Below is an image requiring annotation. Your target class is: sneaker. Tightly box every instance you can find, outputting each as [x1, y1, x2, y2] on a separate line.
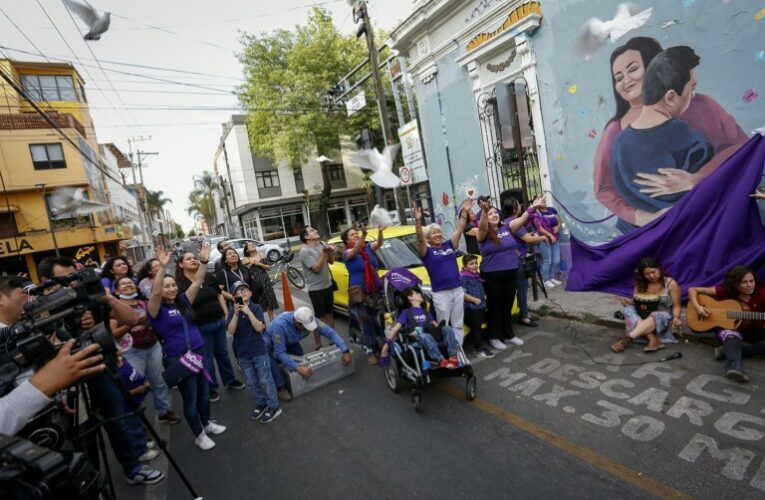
[349, 336, 361, 346]
[726, 364, 749, 383]
[194, 432, 215, 451]
[227, 380, 246, 390]
[508, 336, 524, 346]
[438, 359, 451, 369]
[146, 440, 156, 450]
[158, 411, 181, 424]
[251, 406, 267, 421]
[260, 408, 282, 424]
[544, 280, 556, 288]
[447, 356, 459, 369]
[490, 339, 507, 351]
[139, 449, 159, 462]
[277, 387, 293, 402]
[126, 464, 165, 485]
[551, 279, 563, 286]
[714, 346, 726, 361]
[209, 390, 220, 403]
[472, 348, 490, 358]
[482, 346, 495, 358]
[204, 421, 227, 435]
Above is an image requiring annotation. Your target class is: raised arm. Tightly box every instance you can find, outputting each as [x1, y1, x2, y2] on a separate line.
[510, 196, 545, 234]
[450, 199, 475, 249]
[476, 199, 491, 242]
[371, 226, 385, 252]
[343, 225, 367, 261]
[413, 205, 427, 257]
[184, 243, 210, 305]
[148, 245, 172, 318]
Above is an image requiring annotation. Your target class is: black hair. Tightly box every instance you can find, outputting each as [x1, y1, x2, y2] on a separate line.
[724, 265, 757, 298]
[634, 256, 666, 293]
[216, 240, 228, 253]
[462, 253, 479, 267]
[37, 256, 77, 281]
[243, 241, 259, 258]
[501, 197, 522, 219]
[402, 287, 422, 309]
[0, 276, 27, 296]
[607, 37, 664, 125]
[137, 258, 158, 282]
[299, 227, 309, 244]
[341, 227, 354, 246]
[221, 247, 242, 270]
[642, 46, 699, 106]
[102, 255, 135, 284]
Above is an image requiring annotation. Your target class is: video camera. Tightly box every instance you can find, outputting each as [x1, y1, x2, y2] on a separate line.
[0, 268, 116, 394]
[0, 432, 99, 499]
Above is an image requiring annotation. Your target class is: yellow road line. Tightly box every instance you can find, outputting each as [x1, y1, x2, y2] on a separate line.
[439, 383, 692, 499]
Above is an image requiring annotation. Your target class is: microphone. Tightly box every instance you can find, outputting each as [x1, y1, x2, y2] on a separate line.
[660, 352, 682, 362]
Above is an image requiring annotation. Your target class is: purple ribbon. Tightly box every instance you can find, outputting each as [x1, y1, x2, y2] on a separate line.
[180, 351, 214, 383]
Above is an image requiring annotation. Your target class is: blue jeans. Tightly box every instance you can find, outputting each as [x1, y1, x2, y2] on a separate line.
[123, 342, 171, 416]
[198, 318, 237, 390]
[538, 241, 561, 282]
[516, 266, 529, 319]
[240, 354, 279, 410]
[86, 372, 143, 475]
[173, 353, 211, 436]
[416, 325, 459, 361]
[269, 342, 304, 389]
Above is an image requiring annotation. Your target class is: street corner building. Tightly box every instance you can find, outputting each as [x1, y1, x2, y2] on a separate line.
[389, 0, 765, 263]
[0, 59, 141, 281]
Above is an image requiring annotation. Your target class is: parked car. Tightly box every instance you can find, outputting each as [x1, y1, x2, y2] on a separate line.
[207, 238, 286, 272]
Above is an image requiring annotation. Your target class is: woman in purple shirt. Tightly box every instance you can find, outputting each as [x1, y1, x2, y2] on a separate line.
[148, 243, 227, 451]
[414, 199, 473, 345]
[477, 196, 545, 351]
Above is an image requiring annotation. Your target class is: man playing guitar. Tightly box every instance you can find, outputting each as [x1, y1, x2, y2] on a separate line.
[688, 265, 765, 383]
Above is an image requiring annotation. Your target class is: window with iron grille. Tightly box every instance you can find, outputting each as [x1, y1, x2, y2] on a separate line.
[256, 171, 280, 188]
[29, 143, 66, 170]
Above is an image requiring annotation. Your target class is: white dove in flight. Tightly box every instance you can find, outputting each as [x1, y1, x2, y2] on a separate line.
[369, 204, 393, 228]
[63, 0, 111, 41]
[49, 187, 108, 220]
[578, 3, 653, 60]
[352, 145, 401, 189]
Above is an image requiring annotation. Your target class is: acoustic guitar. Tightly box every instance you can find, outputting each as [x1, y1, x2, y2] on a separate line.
[686, 294, 765, 332]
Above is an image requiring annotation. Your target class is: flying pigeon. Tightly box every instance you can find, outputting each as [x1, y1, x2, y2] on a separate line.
[369, 205, 393, 228]
[352, 145, 401, 189]
[49, 187, 109, 220]
[63, 0, 111, 41]
[577, 3, 653, 60]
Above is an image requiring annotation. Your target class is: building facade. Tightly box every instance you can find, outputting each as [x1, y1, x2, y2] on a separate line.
[0, 59, 131, 280]
[213, 115, 371, 243]
[390, 0, 764, 254]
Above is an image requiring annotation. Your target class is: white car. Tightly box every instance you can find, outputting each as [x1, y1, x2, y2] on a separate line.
[207, 238, 286, 271]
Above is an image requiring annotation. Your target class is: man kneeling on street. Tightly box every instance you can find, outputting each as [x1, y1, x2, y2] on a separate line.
[226, 281, 282, 424]
[266, 307, 352, 390]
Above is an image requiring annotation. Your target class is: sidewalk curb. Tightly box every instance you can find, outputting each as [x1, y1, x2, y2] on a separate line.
[530, 306, 720, 347]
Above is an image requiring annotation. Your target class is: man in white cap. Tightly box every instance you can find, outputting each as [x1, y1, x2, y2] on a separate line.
[265, 307, 351, 382]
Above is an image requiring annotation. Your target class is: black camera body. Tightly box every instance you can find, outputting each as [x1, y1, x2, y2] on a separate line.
[0, 268, 116, 394]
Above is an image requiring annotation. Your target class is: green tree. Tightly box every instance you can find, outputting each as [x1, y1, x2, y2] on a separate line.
[238, 7, 379, 235]
[172, 221, 185, 240]
[186, 171, 219, 231]
[187, 228, 198, 237]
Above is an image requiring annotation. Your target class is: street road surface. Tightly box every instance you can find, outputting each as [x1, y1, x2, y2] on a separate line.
[111, 283, 764, 500]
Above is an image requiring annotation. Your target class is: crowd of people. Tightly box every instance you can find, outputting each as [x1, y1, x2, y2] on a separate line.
[0, 189, 762, 493]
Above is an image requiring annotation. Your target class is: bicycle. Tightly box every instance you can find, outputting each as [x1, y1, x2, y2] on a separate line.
[268, 252, 306, 289]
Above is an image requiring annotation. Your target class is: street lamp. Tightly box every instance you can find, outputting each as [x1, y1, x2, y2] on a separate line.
[36, 183, 60, 256]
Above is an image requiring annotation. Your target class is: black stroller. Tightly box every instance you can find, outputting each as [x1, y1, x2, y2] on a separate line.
[380, 268, 477, 413]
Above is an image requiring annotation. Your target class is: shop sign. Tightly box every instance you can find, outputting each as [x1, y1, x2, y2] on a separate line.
[397, 120, 428, 183]
[0, 239, 34, 255]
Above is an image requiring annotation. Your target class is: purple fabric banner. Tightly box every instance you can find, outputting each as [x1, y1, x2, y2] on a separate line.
[567, 134, 765, 298]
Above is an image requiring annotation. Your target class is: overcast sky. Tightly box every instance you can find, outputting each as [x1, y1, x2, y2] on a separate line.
[0, 0, 415, 230]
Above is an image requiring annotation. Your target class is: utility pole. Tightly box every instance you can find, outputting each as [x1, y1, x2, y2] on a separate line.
[127, 136, 151, 255]
[351, 0, 407, 223]
[136, 150, 158, 246]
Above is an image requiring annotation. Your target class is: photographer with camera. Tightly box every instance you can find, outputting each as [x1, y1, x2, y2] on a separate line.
[0, 277, 106, 435]
[37, 257, 165, 486]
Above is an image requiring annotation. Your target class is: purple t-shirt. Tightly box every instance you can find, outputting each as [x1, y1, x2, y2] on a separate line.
[395, 306, 434, 330]
[117, 359, 148, 410]
[148, 294, 205, 358]
[536, 207, 559, 233]
[478, 219, 526, 272]
[422, 240, 461, 292]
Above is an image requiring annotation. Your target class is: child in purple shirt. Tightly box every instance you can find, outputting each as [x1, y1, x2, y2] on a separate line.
[380, 288, 460, 369]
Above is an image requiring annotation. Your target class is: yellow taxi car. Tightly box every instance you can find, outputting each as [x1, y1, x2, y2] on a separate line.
[328, 225, 428, 313]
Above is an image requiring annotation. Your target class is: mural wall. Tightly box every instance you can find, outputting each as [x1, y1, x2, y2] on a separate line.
[533, 0, 765, 242]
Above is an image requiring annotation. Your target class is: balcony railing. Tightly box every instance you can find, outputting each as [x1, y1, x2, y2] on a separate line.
[0, 112, 86, 137]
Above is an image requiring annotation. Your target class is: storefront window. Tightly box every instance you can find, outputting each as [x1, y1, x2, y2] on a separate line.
[348, 204, 368, 225]
[260, 216, 285, 241]
[328, 206, 348, 234]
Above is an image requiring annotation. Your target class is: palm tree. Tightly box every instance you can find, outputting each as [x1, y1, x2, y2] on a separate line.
[145, 189, 171, 244]
[186, 171, 219, 233]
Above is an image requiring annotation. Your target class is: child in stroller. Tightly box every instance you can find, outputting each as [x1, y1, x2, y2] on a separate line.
[380, 287, 460, 369]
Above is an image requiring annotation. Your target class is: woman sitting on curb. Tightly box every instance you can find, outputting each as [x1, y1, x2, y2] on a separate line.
[612, 257, 682, 353]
